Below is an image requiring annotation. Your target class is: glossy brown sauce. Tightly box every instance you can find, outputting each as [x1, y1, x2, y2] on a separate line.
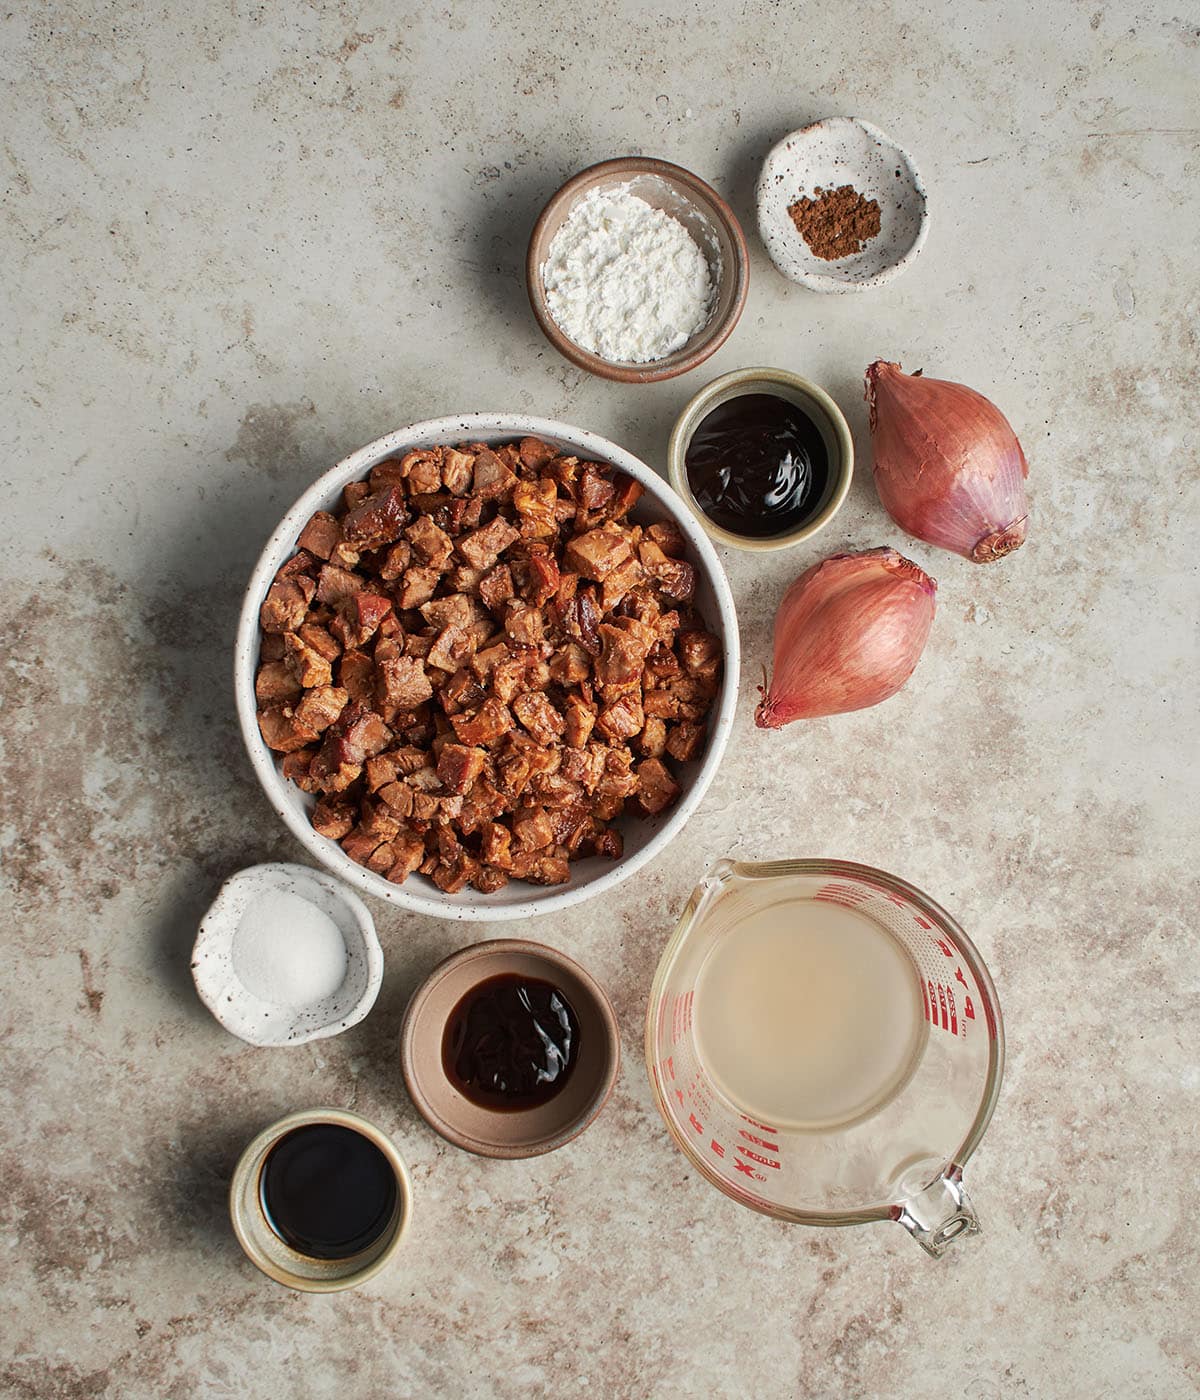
[684, 392, 830, 539]
[259, 1124, 398, 1260]
[442, 973, 579, 1110]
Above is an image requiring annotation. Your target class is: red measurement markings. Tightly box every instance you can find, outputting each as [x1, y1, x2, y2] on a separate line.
[689, 1113, 703, 1134]
[925, 978, 965, 1035]
[725, 1117, 782, 1175]
[736, 1146, 781, 1169]
[853, 875, 906, 905]
[740, 1114, 779, 1134]
[670, 990, 697, 1044]
[710, 1140, 725, 1158]
[814, 881, 869, 909]
[733, 1159, 767, 1181]
[668, 1042, 718, 1113]
[814, 893, 859, 911]
[738, 1130, 776, 1150]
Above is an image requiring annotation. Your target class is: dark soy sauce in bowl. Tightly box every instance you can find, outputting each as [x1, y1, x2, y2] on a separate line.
[684, 392, 830, 538]
[442, 973, 580, 1111]
[259, 1123, 398, 1260]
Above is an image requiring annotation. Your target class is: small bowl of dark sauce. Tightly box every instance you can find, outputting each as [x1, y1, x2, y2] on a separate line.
[229, 1108, 412, 1292]
[668, 367, 854, 550]
[400, 940, 620, 1159]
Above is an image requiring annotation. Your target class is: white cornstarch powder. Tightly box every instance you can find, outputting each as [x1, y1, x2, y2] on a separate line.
[231, 889, 347, 1007]
[542, 188, 716, 363]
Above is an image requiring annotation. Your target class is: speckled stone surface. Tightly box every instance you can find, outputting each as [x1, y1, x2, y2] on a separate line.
[3, 2, 1198, 1397]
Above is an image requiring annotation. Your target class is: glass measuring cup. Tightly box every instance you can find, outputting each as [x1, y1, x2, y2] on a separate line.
[644, 859, 1003, 1256]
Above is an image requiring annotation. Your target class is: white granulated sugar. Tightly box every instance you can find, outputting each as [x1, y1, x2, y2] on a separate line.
[231, 889, 347, 1008]
[542, 188, 716, 364]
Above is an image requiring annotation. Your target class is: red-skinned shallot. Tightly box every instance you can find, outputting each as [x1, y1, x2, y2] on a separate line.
[866, 360, 1029, 563]
[755, 548, 937, 727]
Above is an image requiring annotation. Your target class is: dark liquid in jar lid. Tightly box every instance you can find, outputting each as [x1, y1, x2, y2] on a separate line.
[442, 973, 580, 1111]
[259, 1123, 398, 1260]
[684, 392, 831, 539]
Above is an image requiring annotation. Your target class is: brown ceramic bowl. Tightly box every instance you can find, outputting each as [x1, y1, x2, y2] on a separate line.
[400, 940, 620, 1158]
[526, 157, 749, 384]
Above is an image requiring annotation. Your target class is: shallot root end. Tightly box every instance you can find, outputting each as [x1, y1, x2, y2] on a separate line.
[754, 696, 787, 729]
[755, 663, 780, 727]
[971, 515, 1028, 563]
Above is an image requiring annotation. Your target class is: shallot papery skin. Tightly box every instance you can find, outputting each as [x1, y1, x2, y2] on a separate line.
[755, 548, 937, 727]
[866, 360, 1029, 563]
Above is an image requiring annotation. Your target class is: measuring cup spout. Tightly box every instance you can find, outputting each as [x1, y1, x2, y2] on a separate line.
[701, 858, 738, 888]
[684, 859, 739, 920]
[892, 1166, 980, 1258]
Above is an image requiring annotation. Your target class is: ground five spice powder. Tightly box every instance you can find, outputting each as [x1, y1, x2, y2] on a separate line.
[787, 184, 882, 261]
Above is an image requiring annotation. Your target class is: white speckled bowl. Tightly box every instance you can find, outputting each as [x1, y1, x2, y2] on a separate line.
[234, 415, 740, 923]
[756, 117, 928, 292]
[191, 862, 383, 1046]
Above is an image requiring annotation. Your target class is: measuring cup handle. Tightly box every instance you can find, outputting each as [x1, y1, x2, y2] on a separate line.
[892, 1166, 980, 1258]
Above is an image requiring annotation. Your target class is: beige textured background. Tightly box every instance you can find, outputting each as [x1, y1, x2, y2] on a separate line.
[3, 1, 1198, 1396]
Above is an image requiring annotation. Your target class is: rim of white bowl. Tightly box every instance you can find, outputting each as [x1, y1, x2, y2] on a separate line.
[234, 414, 741, 922]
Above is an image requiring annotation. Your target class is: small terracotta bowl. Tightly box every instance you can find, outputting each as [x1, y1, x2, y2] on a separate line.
[400, 940, 620, 1158]
[667, 366, 854, 551]
[526, 157, 749, 384]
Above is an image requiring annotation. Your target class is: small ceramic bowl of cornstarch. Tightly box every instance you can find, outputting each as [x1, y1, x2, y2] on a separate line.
[527, 157, 749, 384]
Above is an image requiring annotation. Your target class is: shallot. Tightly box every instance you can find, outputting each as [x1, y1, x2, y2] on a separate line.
[866, 360, 1029, 563]
[755, 548, 937, 727]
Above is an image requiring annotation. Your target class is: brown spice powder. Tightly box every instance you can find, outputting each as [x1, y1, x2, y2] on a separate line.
[787, 184, 882, 261]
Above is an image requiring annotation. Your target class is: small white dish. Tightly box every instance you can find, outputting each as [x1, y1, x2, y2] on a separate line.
[191, 862, 382, 1047]
[756, 117, 928, 292]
